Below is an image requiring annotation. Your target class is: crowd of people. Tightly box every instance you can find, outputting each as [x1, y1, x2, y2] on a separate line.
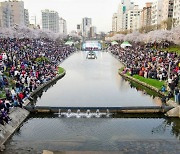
[108, 42, 180, 104]
[0, 38, 76, 125]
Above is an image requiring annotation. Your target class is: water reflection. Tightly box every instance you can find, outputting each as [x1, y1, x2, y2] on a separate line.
[31, 51, 161, 107]
[25, 114, 180, 140]
[152, 118, 180, 140]
[4, 116, 180, 153]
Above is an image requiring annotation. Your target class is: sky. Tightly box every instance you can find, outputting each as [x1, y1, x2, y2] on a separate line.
[1, 0, 154, 33]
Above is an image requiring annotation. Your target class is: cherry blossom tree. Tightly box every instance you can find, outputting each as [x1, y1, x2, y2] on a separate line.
[171, 26, 180, 45]
[107, 27, 180, 45]
[0, 25, 65, 40]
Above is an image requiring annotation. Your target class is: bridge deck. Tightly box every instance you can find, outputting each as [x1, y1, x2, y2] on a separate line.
[25, 106, 173, 114]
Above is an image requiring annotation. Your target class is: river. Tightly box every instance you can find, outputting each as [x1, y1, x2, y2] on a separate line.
[3, 51, 180, 154]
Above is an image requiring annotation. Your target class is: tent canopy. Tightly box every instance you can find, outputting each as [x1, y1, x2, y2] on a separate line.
[111, 41, 118, 45]
[65, 41, 74, 46]
[121, 41, 132, 48]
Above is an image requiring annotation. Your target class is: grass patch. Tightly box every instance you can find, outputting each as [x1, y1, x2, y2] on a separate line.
[119, 67, 125, 72]
[119, 67, 167, 91]
[159, 45, 180, 55]
[0, 91, 6, 99]
[132, 75, 165, 90]
[58, 67, 65, 74]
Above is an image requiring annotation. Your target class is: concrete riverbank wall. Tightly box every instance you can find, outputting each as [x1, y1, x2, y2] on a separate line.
[23, 71, 66, 106]
[0, 108, 30, 151]
[110, 52, 179, 118]
[119, 71, 166, 97]
[0, 71, 66, 151]
[119, 71, 180, 118]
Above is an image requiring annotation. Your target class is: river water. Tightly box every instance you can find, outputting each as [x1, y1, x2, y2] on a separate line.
[3, 51, 180, 153]
[34, 51, 161, 107]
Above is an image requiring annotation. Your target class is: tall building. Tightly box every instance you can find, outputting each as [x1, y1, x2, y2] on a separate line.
[24, 9, 29, 27]
[90, 26, 97, 38]
[151, 0, 163, 26]
[82, 17, 92, 37]
[8, 0, 25, 26]
[0, 0, 29, 28]
[42, 9, 59, 33]
[112, 13, 117, 32]
[161, 0, 174, 29]
[140, 2, 152, 29]
[173, 0, 180, 27]
[162, 0, 174, 21]
[0, 2, 12, 28]
[116, 0, 134, 32]
[59, 17, 67, 36]
[77, 24, 82, 36]
[127, 5, 141, 31]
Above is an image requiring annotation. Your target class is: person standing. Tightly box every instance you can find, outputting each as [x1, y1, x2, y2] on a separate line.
[178, 90, 180, 104]
[174, 87, 179, 103]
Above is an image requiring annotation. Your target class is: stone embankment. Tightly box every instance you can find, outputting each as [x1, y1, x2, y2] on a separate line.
[119, 71, 180, 118]
[119, 71, 166, 97]
[166, 100, 180, 118]
[0, 108, 29, 151]
[0, 70, 66, 151]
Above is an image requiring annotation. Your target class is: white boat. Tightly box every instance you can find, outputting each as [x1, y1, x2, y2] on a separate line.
[86, 51, 97, 59]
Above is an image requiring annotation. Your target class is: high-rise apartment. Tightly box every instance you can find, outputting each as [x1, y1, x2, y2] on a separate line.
[59, 17, 67, 36]
[0, 2, 12, 28]
[112, 13, 118, 32]
[90, 26, 97, 38]
[173, 0, 180, 27]
[140, 2, 152, 29]
[127, 5, 141, 31]
[77, 24, 82, 36]
[42, 9, 59, 33]
[116, 0, 134, 32]
[161, 0, 174, 29]
[24, 9, 29, 27]
[151, 0, 163, 26]
[82, 17, 92, 37]
[8, 0, 25, 26]
[0, 0, 28, 28]
[162, 0, 174, 21]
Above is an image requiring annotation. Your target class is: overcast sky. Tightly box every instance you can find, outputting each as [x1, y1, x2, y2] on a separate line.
[1, 0, 154, 33]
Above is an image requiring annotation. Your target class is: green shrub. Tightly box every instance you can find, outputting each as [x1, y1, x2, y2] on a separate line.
[35, 57, 49, 63]
[58, 67, 65, 74]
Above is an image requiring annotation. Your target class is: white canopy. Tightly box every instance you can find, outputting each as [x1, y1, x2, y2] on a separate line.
[120, 41, 132, 48]
[65, 41, 74, 46]
[111, 41, 118, 45]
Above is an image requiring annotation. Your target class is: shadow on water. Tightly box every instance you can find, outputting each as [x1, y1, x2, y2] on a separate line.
[127, 79, 162, 98]
[30, 79, 59, 105]
[30, 75, 162, 107]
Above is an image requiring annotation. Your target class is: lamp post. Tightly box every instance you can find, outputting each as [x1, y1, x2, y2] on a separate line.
[168, 62, 171, 80]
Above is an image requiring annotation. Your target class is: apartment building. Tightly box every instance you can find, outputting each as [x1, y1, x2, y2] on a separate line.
[127, 5, 141, 31]
[173, 0, 180, 26]
[151, 0, 163, 26]
[140, 2, 152, 28]
[42, 9, 59, 33]
[112, 13, 118, 32]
